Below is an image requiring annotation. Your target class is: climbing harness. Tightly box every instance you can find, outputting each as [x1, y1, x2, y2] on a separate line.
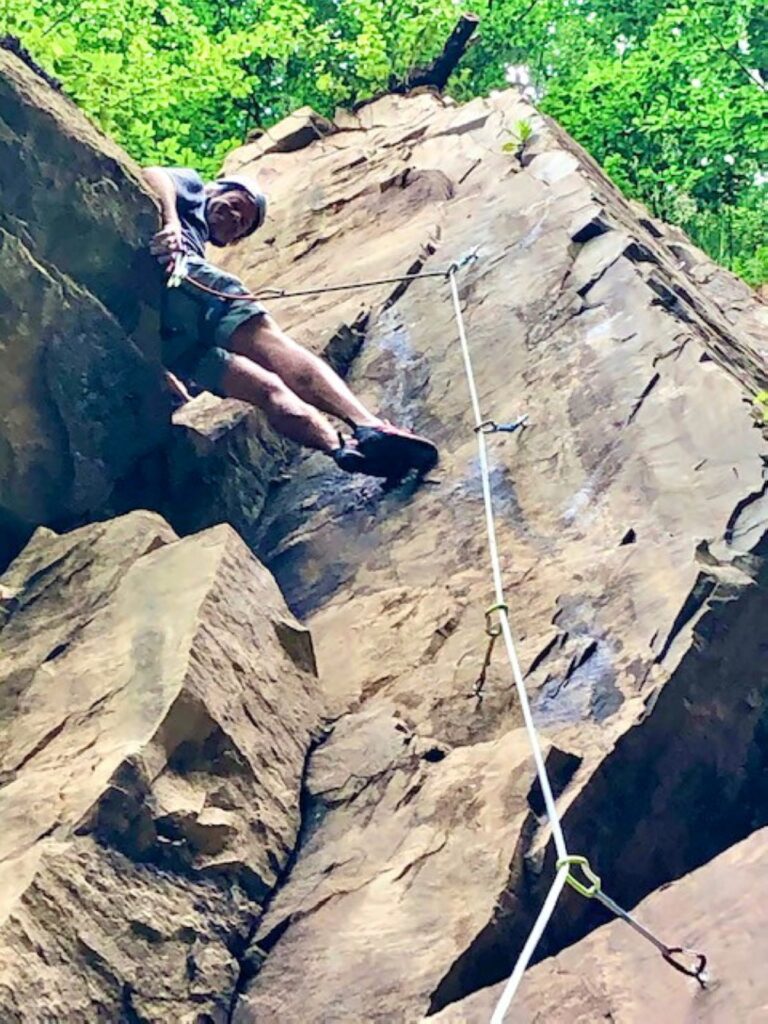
[165, 246, 709, 1016]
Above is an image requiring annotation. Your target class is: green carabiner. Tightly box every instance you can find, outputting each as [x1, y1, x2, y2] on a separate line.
[484, 602, 509, 637]
[556, 854, 602, 899]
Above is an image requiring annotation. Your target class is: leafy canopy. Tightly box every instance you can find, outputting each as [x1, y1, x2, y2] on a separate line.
[2, 0, 766, 281]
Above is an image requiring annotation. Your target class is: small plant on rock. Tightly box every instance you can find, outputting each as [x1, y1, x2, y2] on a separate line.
[502, 118, 534, 158]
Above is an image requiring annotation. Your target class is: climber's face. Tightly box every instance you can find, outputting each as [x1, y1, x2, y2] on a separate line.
[206, 189, 259, 247]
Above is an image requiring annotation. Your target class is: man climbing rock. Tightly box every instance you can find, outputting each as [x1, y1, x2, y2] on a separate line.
[144, 166, 438, 480]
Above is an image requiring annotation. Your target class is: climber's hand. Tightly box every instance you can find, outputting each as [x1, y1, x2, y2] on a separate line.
[150, 219, 183, 262]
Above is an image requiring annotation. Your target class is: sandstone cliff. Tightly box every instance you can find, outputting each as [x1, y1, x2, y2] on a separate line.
[214, 91, 768, 1024]
[0, 47, 167, 565]
[1, 47, 768, 1024]
[0, 512, 321, 1020]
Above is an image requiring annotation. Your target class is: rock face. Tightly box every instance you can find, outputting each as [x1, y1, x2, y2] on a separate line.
[160, 394, 290, 546]
[433, 826, 768, 1023]
[0, 511, 321, 1022]
[0, 48, 167, 561]
[207, 91, 767, 1021]
[1, 62, 768, 1024]
[632, 206, 768, 358]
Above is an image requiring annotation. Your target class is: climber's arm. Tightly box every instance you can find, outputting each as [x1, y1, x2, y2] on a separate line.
[144, 167, 183, 257]
[144, 166, 179, 225]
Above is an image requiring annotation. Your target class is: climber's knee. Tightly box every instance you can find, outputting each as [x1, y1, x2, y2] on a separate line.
[218, 352, 290, 408]
[243, 312, 282, 342]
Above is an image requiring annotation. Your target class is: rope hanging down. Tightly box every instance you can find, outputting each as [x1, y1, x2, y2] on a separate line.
[167, 250, 708, 1014]
[447, 262, 707, 1020]
[448, 263, 572, 1019]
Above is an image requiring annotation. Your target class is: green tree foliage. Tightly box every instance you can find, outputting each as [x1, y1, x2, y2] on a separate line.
[2, 0, 766, 281]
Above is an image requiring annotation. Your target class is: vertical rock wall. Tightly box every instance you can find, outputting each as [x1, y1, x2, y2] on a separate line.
[207, 92, 767, 1022]
[0, 49, 166, 558]
[0, 513, 321, 1021]
[1, 53, 767, 1024]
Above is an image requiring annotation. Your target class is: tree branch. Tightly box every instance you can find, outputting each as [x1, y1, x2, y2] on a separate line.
[694, 14, 768, 93]
[394, 13, 480, 93]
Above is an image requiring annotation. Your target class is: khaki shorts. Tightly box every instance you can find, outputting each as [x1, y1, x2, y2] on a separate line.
[160, 256, 267, 395]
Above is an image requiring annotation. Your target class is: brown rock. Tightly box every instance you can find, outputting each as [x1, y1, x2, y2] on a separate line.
[0, 48, 161, 345]
[627, 204, 768, 359]
[432, 826, 768, 1023]
[236, 726, 571, 1024]
[0, 512, 321, 1021]
[0, 228, 164, 532]
[0, 50, 167, 557]
[201, 90, 768, 1022]
[229, 106, 336, 170]
[5, 66, 768, 1023]
[163, 393, 289, 543]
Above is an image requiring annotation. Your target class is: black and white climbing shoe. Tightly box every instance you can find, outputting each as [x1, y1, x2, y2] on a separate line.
[351, 422, 439, 481]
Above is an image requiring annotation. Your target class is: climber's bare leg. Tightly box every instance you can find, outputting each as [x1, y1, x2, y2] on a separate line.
[219, 353, 339, 453]
[224, 314, 438, 478]
[228, 314, 382, 428]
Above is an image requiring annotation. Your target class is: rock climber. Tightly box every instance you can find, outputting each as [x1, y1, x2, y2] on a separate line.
[144, 166, 438, 480]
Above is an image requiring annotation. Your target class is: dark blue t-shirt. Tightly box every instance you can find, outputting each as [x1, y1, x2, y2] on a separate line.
[166, 168, 209, 256]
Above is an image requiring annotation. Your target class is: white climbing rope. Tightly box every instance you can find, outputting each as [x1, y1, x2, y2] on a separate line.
[447, 265, 708, 1016]
[489, 867, 570, 1024]
[447, 268, 571, 1019]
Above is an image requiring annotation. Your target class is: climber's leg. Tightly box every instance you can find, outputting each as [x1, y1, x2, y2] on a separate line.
[226, 315, 439, 479]
[227, 314, 382, 428]
[219, 353, 340, 452]
[172, 260, 374, 428]
[210, 299, 439, 480]
[218, 354, 371, 474]
[214, 353, 375, 474]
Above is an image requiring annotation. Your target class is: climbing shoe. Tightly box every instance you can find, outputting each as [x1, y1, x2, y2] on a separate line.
[330, 438, 370, 475]
[351, 423, 439, 480]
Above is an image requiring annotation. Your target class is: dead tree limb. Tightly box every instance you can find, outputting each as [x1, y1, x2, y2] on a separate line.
[392, 13, 480, 94]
